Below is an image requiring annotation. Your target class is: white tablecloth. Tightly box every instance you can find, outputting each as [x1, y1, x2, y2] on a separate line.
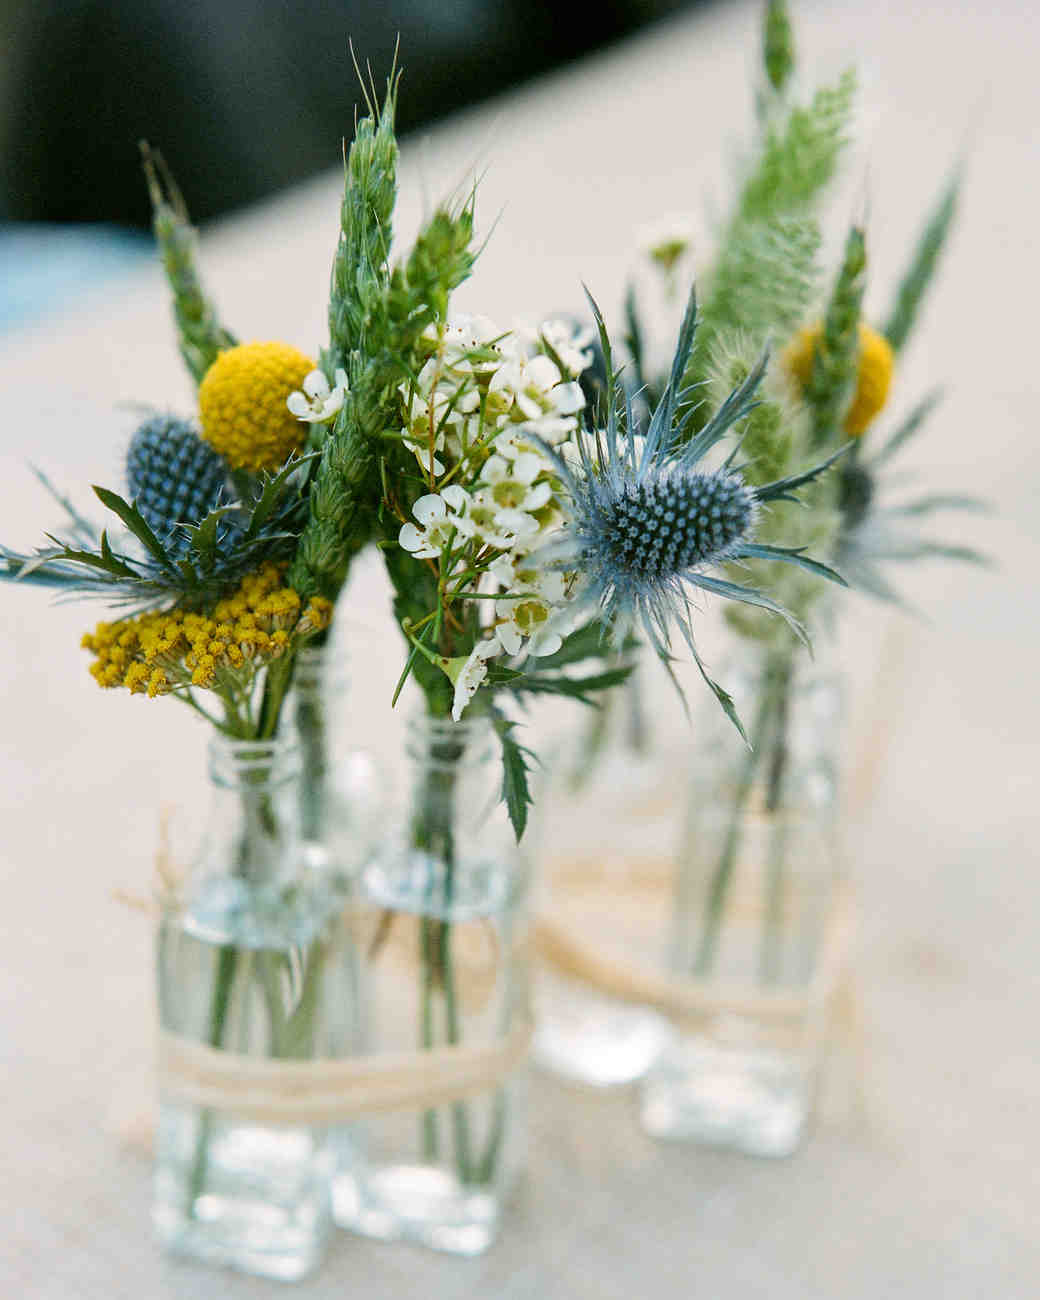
[2, 0, 1037, 1295]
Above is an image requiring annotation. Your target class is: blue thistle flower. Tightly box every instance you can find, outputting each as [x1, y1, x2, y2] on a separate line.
[540, 285, 847, 736]
[126, 415, 229, 552]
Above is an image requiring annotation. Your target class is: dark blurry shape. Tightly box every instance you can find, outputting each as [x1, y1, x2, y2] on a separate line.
[1, 0, 698, 228]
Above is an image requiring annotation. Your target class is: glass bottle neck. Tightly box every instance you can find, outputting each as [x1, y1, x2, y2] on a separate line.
[292, 643, 349, 703]
[405, 713, 495, 770]
[199, 734, 303, 890]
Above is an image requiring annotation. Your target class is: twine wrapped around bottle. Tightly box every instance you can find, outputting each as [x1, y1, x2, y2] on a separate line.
[534, 875, 855, 1051]
[125, 821, 532, 1133]
[532, 619, 909, 1072]
[159, 1016, 533, 1127]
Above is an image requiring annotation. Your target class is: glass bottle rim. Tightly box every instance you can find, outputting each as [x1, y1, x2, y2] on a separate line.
[404, 710, 495, 765]
[206, 732, 302, 788]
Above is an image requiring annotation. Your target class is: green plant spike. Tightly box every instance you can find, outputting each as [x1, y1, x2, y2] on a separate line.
[289, 201, 478, 603]
[739, 67, 856, 224]
[805, 224, 867, 446]
[324, 71, 400, 377]
[763, 0, 795, 94]
[139, 143, 236, 386]
[882, 169, 961, 353]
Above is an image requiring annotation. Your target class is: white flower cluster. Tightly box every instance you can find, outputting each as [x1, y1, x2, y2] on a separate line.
[396, 314, 592, 720]
[399, 315, 585, 478]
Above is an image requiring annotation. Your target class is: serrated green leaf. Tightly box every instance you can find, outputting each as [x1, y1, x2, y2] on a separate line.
[490, 711, 534, 842]
[93, 486, 176, 571]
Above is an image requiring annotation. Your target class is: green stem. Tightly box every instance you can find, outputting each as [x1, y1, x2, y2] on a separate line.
[186, 943, 238, 1211]
[295, 687, 327, 846]
[691, 662, 780, 978]
[759, 659, 793, 983]
[183, 720, 295, 1214]
[413, 724, 474, 1184]
[420, 917, 441, 1161]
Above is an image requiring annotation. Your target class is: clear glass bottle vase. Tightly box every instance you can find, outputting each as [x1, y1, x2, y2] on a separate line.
[153, 733, 357, 1280]
[533, 663, 675, 1085]
[332, 713, 530, 1256]
[639, 646, 844, 1156]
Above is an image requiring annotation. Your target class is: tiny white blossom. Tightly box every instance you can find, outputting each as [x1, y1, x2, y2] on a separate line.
[450, 639, 500, 722]
[492, 592, 564, 658]
[404, 437, 446, 478]
[467, 497, 541, 550]
[483, 453, 552, 515]
[488, 553, 570, 658]
[537, 318, 595, 378]
[490, 553, 567, 605]
[398, 486, 474, 559]
[287, 368, 349, 423]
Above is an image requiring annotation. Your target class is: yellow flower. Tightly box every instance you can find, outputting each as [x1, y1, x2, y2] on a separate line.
[198, 341, 314, 470]
[123, 662, 150, 694]
[81, 562, 332, 701]
[786, 321, 895, 436]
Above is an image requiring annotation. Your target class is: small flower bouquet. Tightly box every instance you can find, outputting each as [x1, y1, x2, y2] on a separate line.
[3, 44, 852, 1272]
[536, 0, 987, 1152]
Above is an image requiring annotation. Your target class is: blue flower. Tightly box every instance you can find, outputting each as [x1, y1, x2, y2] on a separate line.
[537, 286, 847, 736]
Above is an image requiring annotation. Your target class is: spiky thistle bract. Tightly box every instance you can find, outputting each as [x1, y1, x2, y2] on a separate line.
[0, 452, 314, 612]
[834, 390, 989, 605]
[538, 284, 847, 738]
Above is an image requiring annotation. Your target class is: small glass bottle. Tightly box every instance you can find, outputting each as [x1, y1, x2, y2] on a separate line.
[332, 713, 530, 1256]
[533, 665, 673, 1085]
[639, 647, 844, 1156]
[153, 733, 356, 1280]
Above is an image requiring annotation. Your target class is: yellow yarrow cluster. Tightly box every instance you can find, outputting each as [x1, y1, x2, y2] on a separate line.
[786, 321, 895, 436]
[198, 341, 314, 470]
[81, 563, 332, 698]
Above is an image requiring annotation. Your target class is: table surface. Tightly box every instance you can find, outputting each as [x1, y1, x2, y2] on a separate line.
[2, 1, 1038, 1296]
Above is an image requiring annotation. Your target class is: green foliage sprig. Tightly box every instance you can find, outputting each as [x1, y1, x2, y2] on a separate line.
[288, 202, 477, 602]
[883, 170, 960, 353]
[763, 0, 795, 95]
[140, 143, 236, 386]
[323, 73, 400, 378]
[682, 64, 856, 408]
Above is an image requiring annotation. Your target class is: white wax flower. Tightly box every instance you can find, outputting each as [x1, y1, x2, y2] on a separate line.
[287, 368, 349, 423]
[398, 486, 474, 559]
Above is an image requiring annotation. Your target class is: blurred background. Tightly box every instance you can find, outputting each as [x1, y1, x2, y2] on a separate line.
[0, 0, 698, 330]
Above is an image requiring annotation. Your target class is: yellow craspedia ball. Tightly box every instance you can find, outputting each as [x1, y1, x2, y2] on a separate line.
[198, 341, 314, 470]
[786, 321, 895, 437]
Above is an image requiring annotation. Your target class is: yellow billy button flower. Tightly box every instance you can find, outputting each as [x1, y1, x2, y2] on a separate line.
[787, 321, 895, 436]
[198, 341, 315, 469]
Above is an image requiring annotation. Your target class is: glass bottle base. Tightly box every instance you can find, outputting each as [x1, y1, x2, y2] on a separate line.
[639, 1035, 814, 1157]
[153, 1105, 331, 1280]
[534, 977, 670, 1087]
[333, 1163, 499, 1256]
